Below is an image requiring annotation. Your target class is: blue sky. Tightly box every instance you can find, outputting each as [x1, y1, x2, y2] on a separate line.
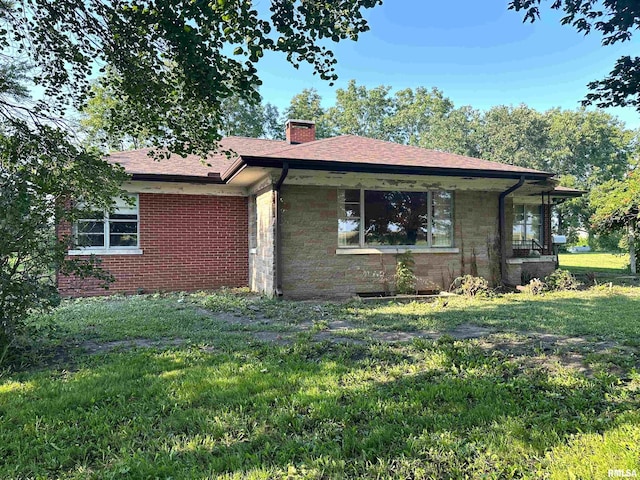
[256, 0, 639, 129]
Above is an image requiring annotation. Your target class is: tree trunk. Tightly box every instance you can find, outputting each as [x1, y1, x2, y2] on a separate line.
[630, 220, 637, 275]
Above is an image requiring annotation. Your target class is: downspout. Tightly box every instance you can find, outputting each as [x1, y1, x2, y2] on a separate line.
[498, 176, 526, 285]
[274, 162, 289, 297]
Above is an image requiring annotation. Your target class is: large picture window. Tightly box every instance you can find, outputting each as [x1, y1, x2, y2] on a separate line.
[338, 189, 453, 248]
[513, 204, 541, 243]
[74, 195, 139, 250]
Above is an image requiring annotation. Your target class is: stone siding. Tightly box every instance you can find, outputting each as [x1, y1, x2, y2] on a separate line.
[505, 258, 557, 286]
[280, 186, 501, 299]
[249, 188, 276, 295]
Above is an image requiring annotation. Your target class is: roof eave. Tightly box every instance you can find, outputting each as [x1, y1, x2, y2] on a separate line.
[130, 173, 224, 184]
[222, 155, 555, 182]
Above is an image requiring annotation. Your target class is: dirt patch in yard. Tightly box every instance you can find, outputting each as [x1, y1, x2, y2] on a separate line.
[475, 331, 638, 376]
[82, 338, 186, 354]
[251, 331, 295, 345]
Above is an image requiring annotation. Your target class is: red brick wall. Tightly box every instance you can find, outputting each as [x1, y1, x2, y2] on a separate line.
[58, 193, 248, 296]
[286, 121, 316, 144]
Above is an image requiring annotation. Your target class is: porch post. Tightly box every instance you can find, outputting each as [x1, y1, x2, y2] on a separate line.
[499, 177, 525, 285]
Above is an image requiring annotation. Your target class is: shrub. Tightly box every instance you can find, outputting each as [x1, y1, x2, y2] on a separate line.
[451, 275, 492, 297]
[526, 278, 547, 295]
[545, 269, 580, 291]
[1, 123, 127, 367]
[395, 251, 416, 295]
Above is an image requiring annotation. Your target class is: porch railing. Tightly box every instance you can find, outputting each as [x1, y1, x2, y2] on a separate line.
[512, 239, 544, 257]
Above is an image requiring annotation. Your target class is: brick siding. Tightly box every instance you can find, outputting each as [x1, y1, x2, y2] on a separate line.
[58, 193, 248, 296]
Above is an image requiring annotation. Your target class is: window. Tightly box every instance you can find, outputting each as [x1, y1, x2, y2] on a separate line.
[74, 195, 139, 251]
[513, 204, 541, 243]
[338, 189, 453, 248]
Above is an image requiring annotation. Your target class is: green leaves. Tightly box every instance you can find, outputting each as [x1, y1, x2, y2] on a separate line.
[590, 171, 640, 233]
[508, 0, 640, 112]
[0, 120, 128, 366]
[3, 0, 381, 158]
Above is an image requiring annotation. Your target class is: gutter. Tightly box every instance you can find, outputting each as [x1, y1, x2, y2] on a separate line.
[498, 176, 526, 285]
[221, 156, 554, 183]
[273, 162, 289, 297]
[130, 173, 224, 184]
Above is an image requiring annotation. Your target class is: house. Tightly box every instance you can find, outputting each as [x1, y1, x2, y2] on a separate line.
[57, 120, 583, 298]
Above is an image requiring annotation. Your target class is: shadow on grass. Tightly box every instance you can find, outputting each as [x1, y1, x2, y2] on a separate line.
[563, 265, 629, 275]
[1, 337, 637, 478]
[354, 292, 640, 342]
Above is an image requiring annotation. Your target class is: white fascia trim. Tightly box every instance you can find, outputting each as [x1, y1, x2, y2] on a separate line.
[336, 247, 460, 255]
[68, 249, 143, 256]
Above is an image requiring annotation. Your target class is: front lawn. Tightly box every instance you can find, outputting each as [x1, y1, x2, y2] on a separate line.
[1, 289, 639, 479]
[558, 252, 629, 275]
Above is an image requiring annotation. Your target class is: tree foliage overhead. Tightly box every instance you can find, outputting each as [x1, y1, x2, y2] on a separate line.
[4, 0, 381, 158]
[508, 0, 640, 112]
[80, 77, 285, 150]
[591, 171, 640, 233]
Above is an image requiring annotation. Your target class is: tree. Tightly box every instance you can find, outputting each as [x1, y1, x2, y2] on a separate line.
[285, 88, 333, 139]
[326, 80, 394, 140]
[80, 78, 286, 148]
[263, 103, 285, 140]
[546, 108, 635, 239]
[4, 0, 382, 158]
[80, 78, 153, 151]
[420, 105, 482, 157]
[547, 108, 632, 187]
[386, 87, 454, 146]
[477, 105, 551, 170]
[591, 171, 640, 273]
[220, 96, 269, 139]
[0, 121, 128, 365]
[509, 0, 640, 112]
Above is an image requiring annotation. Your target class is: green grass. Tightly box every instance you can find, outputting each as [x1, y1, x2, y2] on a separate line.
[558, 252, 630, 275]
[1, 289, 639, 479]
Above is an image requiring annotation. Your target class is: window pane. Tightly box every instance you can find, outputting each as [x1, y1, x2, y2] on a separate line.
[513, 224, 525, 242]
[338, 190, 361, 246]
[343, 189, 360, 204]
[110, 213, 137, 221]
[526, 206, 541, 242]
[364, 191, 428, 245]
[338, 203, 360, 218]
[109, 221, 138, 234]
[76, 233, 105, 247]
[113, 195, 138, 215]
[513, 204, 526, 242]
[431, 191, 453, 247]
[78, 210, 104, 221]
[110, 234, 138, 247]
[77, 220, 104, 234]
[338, 189, 360, 218]
[514, 204, 525, 224]
[338, 219, 360, 246]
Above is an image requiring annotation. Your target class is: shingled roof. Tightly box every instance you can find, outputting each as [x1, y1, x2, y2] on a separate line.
[108, 137, 288, 181]
[110, 134, 554, 182]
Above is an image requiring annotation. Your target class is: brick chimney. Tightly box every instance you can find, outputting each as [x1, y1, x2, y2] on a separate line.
[285, 119, 316, 144]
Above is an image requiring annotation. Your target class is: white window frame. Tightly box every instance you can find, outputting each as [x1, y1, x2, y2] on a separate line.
[337, 188, 457, 253]
[69, 194, 142, 256]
